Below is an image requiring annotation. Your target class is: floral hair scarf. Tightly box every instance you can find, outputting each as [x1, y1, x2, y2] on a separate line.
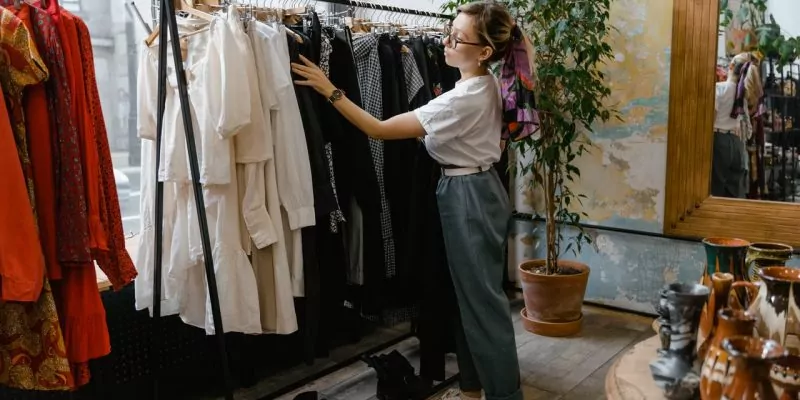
[498, 25, 539, 141]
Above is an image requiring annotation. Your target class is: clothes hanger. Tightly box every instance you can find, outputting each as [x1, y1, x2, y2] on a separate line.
[145, 0, 214, 46]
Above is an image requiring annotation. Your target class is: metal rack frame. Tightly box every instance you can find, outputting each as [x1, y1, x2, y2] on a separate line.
[150, 0, 233, 398]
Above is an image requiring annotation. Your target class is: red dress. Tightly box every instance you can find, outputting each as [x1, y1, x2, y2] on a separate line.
[0, 8, 74, 391]
[44, 3, 111, 387]
[73, 15, 138, 290]
[13, 2, 61, 285]
[0, 2, 47, 303]
[57, 8, 107, 253]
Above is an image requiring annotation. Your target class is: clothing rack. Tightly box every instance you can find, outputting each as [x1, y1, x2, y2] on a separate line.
[150, 0, 233, 399]
[144, 1, 454, 399]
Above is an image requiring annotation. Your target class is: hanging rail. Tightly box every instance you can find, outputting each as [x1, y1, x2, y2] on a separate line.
[153, 0, 455, 21]
[317, 0, 454, 20]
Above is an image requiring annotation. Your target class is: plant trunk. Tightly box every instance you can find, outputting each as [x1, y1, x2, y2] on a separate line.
[544, 165, 558, 275]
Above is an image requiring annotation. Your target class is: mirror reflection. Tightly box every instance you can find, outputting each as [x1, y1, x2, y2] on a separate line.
[712, 0, 799, 202]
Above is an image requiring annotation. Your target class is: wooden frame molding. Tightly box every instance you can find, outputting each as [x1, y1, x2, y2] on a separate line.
[664, 0, 800, 247]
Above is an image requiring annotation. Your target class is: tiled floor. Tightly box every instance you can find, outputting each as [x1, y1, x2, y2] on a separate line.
[277, 302, 654, 400]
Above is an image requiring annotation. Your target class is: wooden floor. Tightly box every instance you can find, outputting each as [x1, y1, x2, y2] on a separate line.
[277, 302, 655, 400]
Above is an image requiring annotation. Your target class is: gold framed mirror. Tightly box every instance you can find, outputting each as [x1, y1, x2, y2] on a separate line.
[665, 0, 800, 246]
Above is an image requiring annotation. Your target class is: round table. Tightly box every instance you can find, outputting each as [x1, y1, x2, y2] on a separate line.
[605, 335, 665, 400]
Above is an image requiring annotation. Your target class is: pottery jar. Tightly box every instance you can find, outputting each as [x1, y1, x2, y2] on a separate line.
[699, 308, 757, 400]
[698, 272, 735, 359]
[650, 283, 710, 398]
[746, 242, 794, 281]
[720, 336, 785, 400]
[770, 355, 800, 400]
[702, 237, 751, 283]
[731, 267, 800, 355]
[699, 237, 750, 363]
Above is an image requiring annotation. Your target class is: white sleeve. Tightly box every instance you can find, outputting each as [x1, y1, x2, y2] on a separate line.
[269, 41, 315, 230]
[136, 46, 157, 140]
[413, 92, 464, 146]
[241, 162, 278, 249]
[206, 20, 251, 139]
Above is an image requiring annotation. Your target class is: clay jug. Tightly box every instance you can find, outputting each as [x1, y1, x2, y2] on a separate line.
[746, 242, 794, 281]
[699, 238, 750, 359]
[720, 336, 785, 400]
[731, 267, 800, 355]
[699, 308, 758, 400]
[698, 272, 735, 359]
[770, 355, 800, 400]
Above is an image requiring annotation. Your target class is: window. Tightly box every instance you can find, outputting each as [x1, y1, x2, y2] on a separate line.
[74, 0, 152, 238]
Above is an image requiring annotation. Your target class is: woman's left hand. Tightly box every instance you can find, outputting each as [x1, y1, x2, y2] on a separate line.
[291, 55, 337, 98]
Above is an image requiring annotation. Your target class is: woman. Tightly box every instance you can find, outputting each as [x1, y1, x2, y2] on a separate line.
[711, 52, 762, 199]
[291, 2, 530, 399]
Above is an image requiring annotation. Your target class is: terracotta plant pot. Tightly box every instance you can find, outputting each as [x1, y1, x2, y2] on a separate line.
[518, 259, 589, 337]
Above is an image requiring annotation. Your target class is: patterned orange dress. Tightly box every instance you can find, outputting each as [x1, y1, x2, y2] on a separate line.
[0, 8, 74, 391]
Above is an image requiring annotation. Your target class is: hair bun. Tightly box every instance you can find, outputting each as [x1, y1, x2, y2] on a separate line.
[511, 24, 523, 41]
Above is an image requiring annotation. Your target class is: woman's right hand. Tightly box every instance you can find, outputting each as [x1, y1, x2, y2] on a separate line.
[291, 55, 338, 99]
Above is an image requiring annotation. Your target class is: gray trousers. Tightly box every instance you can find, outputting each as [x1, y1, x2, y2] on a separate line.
[436, 168, 523, 400]
[711, 131, 748, 198]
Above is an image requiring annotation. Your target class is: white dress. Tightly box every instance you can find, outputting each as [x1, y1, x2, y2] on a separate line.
[134, 15, 262, 335]
[247, 20, 316, 333]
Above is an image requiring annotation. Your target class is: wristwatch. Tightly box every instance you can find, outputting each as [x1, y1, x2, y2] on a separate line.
[328, 88, 345, 104]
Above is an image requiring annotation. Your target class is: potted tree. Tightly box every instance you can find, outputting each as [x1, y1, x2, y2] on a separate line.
[719, 0, 799, 66]
[443, 0, 619, 337]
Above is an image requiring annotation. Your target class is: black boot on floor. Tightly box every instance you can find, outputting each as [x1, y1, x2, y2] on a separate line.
[363, 350, 430, 400]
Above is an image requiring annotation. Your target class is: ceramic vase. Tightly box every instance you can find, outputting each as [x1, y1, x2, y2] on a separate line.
[699, 238, 751, 359]
[720, 336, 785, 400]
[650, 283, 710, 400]
[698, 272, 735, 359]
[770, 355, 800, 400]
[732, 267, 800, 356]
[746, 242, 794, 281]
[699, 308, 758, 400]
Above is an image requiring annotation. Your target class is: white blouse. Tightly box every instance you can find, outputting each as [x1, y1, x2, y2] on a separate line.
[134, 15, 262, 335]
[714, 80, 738, 132]
[413, 75, 503, 167]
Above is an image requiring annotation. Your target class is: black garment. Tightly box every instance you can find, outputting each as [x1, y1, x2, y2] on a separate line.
[409, 43, 463, 382]
[431, 43, 460, 91]
[425, 42, 443, 97]
[328, 30, 386, 319]
[379, 35, 417, 308]
[409, 145, 458, 382]
[287, 30, 338, 217]
[409, 38, 433, 107]
[287, 30, 346, 364]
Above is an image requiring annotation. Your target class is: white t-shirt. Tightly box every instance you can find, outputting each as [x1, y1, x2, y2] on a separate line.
[413, 75, 502, 167]
[714, 81, 738, 131]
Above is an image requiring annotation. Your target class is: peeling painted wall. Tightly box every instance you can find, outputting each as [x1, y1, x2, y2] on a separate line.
[508, 220, 800, 315]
